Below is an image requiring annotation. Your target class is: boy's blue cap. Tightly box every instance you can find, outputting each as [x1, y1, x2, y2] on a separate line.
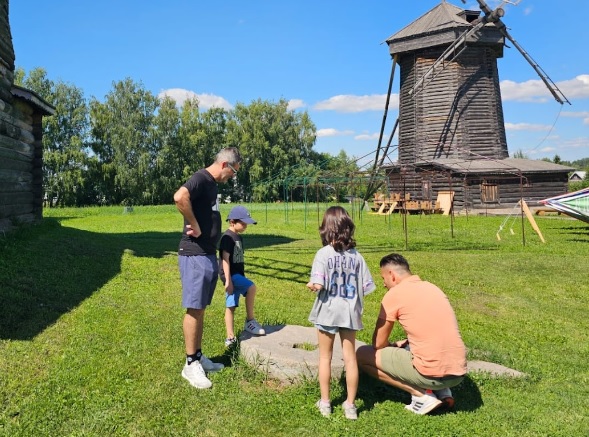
[227, 205, 257, 224]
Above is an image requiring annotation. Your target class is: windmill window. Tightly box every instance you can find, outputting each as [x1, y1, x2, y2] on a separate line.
[481, 182, 499, 203]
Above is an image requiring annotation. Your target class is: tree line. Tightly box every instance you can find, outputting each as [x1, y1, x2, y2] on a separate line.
[16, 67, 361, 207]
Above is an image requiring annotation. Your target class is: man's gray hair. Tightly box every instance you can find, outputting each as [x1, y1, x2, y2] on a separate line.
[216, 147, 242, 165]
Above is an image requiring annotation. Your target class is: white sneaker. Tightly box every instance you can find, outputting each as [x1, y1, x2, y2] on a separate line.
[181, 362, 212, 389]
[200, 354, 224, 372]
[405, 391, 442, 415]
[244, 319, 266, 335]
[434, 387, 455, 409]
[315, 400, 331, 417]
[342, 401, 358, 420]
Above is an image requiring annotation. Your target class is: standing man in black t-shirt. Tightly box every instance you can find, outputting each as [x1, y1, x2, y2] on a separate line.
[173, 147, 241, 389]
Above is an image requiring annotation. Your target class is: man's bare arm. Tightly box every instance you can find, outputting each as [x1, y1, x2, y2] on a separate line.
[372, 317, 395, 350]
[173, 186, 202, 238]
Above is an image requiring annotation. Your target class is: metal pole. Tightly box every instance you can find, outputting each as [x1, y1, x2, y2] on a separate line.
[520, 172, 526, 246]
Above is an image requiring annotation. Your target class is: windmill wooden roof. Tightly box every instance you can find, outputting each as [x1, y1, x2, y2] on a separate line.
[385, 1, 503, 55]
[416, 158, 574, 175]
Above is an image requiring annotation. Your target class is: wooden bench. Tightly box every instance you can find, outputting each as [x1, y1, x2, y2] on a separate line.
[534, 207, 561, 216]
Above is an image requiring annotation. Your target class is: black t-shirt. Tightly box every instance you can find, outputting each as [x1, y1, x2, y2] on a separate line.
[218, 229, 245, 283]
[177, 169, 221, 256]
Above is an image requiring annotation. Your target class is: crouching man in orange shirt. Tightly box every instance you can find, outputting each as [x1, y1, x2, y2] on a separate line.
[357, 253, 467, 415]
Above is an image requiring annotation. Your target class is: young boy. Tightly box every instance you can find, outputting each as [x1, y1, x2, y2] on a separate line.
[219, 205, 266, 347]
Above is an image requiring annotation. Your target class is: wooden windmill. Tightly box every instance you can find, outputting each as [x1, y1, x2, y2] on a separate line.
[365, 0, 573, 211]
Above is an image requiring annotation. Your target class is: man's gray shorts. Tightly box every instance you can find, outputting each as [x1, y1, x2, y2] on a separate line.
[179, 254, 218, 309]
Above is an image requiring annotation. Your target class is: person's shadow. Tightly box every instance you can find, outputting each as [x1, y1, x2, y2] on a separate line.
[333, 373, 483, 414]
[0, 217, 295, 341]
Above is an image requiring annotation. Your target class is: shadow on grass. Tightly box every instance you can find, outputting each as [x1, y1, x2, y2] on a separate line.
[0, 219, 295, 341]
[349, 373, 483, 415]
[554, 225, 589, 243]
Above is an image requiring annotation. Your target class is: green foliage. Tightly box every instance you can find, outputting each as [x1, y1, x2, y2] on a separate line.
[16, 68, 91, 207]
[90, 78, 160, 206]
[511, 149, 528, 159]
[1, 205, 588, 435]
[226, 98, 317, 201]
[16, 67, 324, 207]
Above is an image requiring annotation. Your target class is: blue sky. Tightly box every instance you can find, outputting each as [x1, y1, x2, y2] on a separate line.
[9, 1, 589, 167]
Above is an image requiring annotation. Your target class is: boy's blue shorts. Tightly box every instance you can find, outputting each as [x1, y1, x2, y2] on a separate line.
[225, 274, 254, 308]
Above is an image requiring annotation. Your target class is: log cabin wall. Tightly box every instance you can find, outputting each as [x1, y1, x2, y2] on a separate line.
[384, 169, 570, 212]
[0, 0, 53, 233]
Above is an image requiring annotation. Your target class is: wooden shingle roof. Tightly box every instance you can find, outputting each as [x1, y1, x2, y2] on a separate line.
[385, 1, 503, 56]
[385, 2, 468, 42]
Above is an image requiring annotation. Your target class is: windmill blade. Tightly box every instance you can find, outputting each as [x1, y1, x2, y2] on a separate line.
[378, 118, 399, 168]
[373, 55, 397, 171]
[496, 26, 570, 105]
[471, 0, 570, 105]
[364, 55, 397, 203]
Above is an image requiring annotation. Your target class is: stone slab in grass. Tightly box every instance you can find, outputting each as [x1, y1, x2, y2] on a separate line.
[240, 324, 525, 383]
[467, 360, 525, 378]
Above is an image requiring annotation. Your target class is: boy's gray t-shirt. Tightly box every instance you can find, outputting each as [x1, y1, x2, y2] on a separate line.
[308, 245, 376, 330]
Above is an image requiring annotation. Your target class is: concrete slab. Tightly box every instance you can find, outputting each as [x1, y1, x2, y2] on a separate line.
[239, 324, 364, 383]
[467, 360, 525, 378]
[239, 324, 525, 383]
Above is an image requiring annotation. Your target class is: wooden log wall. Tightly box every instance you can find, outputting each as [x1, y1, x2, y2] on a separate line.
[0, 0, 44, 233]
[385, 169, 570, 212]
[398, 45, 508, 165]
[0, 0, 14, 103]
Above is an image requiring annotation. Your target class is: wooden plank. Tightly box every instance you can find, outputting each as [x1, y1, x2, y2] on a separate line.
[436, 190, 455, 215]
[519, 199, 546, 243]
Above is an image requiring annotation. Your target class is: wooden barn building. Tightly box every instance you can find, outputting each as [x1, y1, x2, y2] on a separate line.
[1, 0, 54, 233]
[380, 1, 573, 211]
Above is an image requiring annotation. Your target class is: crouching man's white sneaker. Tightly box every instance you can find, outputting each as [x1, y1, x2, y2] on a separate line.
[405, 390, 442, 415]
[244, 319, 266, 335]
[181, 362, 212, 389]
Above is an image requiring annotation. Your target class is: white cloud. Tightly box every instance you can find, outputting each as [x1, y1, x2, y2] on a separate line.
[500, 79, 553, 103]
[505, 122, 552, 131]
[528, 146, 556, 156]
[501, 74, 589, 103]
[556, 75, 589, 100]
[560, 137, 589, 150]
[287, 99, 305, 111]
[313, 94, 397, 113]
[158, 88, 233, 110]
[316, 128, 354, 138]
[354, 132, 381, 141]
[562, 111, 589, 124]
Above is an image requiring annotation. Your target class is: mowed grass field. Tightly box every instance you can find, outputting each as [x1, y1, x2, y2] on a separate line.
[1, 203, 588, 436]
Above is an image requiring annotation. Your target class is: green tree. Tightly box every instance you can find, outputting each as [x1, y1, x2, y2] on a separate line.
[151, 96, 182, 204]
[512, 149, 528, 159]
[15, 67, 90, 207]
[226, 98, 316, 201]
[90, 78, 159, 205]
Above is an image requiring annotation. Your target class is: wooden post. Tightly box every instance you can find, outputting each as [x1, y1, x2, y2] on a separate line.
[519, 199, 546, 243]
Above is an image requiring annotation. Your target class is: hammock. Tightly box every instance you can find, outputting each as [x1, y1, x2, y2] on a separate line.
[540, 187, 589, 224]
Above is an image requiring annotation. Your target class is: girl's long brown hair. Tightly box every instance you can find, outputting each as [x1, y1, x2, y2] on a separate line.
[319, 206, 356, 252]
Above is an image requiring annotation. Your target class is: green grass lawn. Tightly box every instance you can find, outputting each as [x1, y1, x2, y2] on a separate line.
[1, 204, 588, 436]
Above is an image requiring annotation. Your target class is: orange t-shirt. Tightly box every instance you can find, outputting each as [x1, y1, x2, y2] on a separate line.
[379, 275, 467, 377]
